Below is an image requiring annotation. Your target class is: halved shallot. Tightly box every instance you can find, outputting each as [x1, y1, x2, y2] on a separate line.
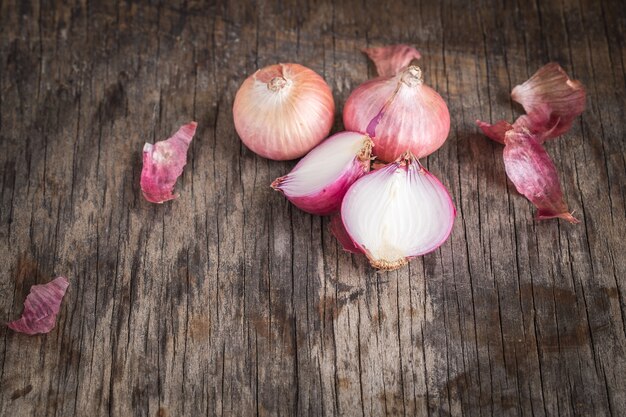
[271, 132, 373, 215]
[339, 151, 455, 270]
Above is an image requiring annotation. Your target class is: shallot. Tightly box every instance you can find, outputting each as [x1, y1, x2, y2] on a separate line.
[344, 45, 450, 162]
[271, 132, 372, 215]
[338, 151, 456, 271]
[233, 63, 335, 160]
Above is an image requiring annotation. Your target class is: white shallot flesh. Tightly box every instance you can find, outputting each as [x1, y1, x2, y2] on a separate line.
[339, 151, 456, 270]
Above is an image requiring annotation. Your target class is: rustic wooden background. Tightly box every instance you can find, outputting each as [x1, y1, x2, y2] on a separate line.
[1, 0, 625, 416]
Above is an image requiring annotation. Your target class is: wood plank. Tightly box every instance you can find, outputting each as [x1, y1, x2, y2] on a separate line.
[0, 0, 624, 415]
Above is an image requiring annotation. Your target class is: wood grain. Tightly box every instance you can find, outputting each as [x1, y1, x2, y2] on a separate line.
[0, 0, 624, 416]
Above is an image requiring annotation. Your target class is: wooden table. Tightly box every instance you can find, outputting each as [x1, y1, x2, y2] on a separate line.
[1, 1, 624, 415]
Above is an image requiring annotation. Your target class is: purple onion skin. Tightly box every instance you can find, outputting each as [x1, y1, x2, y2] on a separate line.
[273, 159, 369, 216]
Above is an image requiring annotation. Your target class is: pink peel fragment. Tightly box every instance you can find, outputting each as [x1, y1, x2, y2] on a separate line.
[503, 130, 579, 223]
[329, 215, 362, 254]
[476, 119, 512, 144]
[362, 44, 421, 77]
[7, 276, 69, 335]
[478, 63, 585, 143]
[476, 63, 585, 223]
[476, 112, 557, 145]
[141, 122, 197, 203]
[511, 63, 586, 139]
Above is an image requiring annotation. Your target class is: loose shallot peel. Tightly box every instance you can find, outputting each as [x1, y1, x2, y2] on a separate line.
[478, 63, 586, 143]
[271, 132, 373, 215]
[476, 63, 585, 223]
[7, 276, 69, 335]
[503, 130, 579, 223]
[141, 122, 197, 204]
[338, 151, 456, 271]
[362, 44, 422, 78]
[511, 63, 586, 139]
[344, 65, 450, 162]
[475, 119, 511, 145]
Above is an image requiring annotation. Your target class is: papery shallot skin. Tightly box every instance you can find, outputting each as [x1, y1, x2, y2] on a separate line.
[271, 132, 372, 216]
[141, 122, 197, 204]
[478, 63, 586, 143]
[511, 63, 586, 139]
[343, 66, 450, 162]
[362, 44, 421, 78]
[8, 276, 69, 335]
[233, 63, 335, 161]
[476, 119, 512, 145]
[476, 63, 584, 223]
[503, 130, 579, 223]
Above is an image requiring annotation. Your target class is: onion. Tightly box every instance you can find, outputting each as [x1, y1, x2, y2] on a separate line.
[339, 151, 455, 271]
[271, 132, 372, 215]
[233, 63, 335, 160]
[343, 65, 450, 162]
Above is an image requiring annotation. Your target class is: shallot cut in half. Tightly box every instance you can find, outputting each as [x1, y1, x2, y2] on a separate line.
[339, 151, 456, 271]
[8, 276, 69, 335]
[141, 122, 197, 204]
[344, 47, 450, 162]
[233, 63, 335, 160]
[271, 132, 373, 215]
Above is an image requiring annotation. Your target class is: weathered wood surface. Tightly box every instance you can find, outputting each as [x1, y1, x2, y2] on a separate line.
[1, 0, 625, 415]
